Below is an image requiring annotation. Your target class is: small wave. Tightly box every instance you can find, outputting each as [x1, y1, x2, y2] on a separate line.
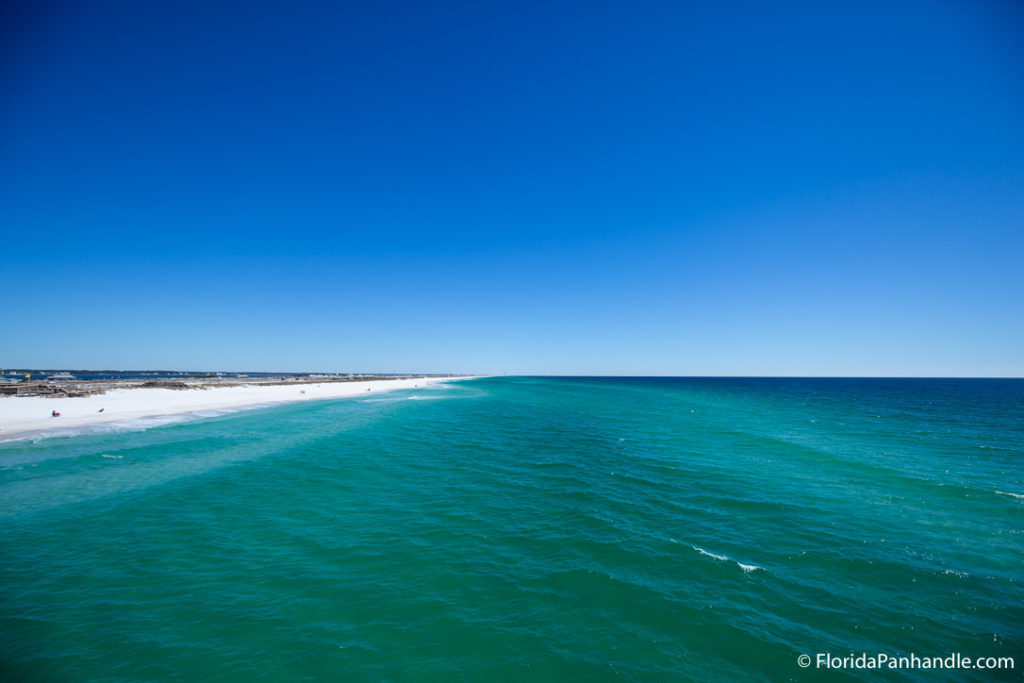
[85, 415, 190, 433]
[101, 454, 124, 460]
[995, 490, 1024, 501]
[693, 546, 764, 573]
[360, 394, 453, 403]
[190, 409, 236, 418]
[22, 414, 195, 443]
[941, 569, 970, 578]
[693, 546, 729, 562]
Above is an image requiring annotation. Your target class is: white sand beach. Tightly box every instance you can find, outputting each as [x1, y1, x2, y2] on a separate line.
[0, 377, 471, 442]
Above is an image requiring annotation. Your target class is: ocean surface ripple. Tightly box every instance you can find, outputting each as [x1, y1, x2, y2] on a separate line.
[1, 377, 1022, 680]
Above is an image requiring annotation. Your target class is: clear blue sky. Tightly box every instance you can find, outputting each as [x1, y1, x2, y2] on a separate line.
[2, 0, 1022, 376]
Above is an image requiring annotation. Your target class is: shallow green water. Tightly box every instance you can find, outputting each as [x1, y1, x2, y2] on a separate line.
[1, 377, 1022, 681]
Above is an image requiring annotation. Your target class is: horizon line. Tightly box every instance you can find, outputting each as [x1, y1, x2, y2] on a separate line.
[3, 369, 1022, 380]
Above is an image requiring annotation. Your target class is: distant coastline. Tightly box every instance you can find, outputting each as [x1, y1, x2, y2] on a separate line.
[0, 375, 475, 442]
[0, 370, 463, 398]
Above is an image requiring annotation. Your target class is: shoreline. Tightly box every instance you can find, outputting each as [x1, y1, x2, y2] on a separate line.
[0, 376, 475, 443]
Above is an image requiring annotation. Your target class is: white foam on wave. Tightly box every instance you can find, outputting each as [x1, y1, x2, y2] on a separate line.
[361, 393, 455, 403]
[79, 414, 188, 434]
[101, 454, 123, 460]
[995, 490, 1024, 501]
[693, 546, 729, 562]
[693, 546, 764, 573]
[190, 409, 238, 418]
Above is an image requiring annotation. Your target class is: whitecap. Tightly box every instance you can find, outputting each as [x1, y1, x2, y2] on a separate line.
[995, 490, 1024, 501]
[693, 546, 729, 562]
[694, 546, 764, 572]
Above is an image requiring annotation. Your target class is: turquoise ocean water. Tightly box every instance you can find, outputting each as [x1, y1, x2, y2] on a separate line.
[1, 377, 1022, 681]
